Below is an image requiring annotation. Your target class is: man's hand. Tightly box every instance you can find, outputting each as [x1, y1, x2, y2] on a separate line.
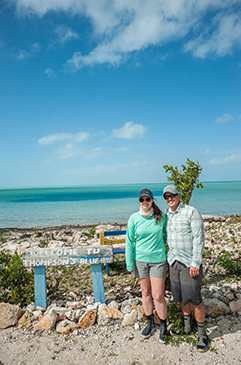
[190, 266, 199, 277]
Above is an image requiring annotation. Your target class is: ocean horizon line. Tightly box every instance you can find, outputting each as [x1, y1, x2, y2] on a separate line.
[1, 180, 241, 191]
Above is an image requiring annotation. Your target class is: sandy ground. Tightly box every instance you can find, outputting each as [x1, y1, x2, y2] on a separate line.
[0, 314, 240, 365]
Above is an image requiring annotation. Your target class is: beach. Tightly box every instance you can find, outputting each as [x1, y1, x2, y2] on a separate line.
[0, 215, 241, 364]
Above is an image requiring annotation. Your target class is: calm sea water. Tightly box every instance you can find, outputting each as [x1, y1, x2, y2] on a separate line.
[0, 182, 240, 228]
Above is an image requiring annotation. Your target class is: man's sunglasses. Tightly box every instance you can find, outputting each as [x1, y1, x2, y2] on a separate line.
[164, 193, 178, 200]
[139, 197, 151, 202]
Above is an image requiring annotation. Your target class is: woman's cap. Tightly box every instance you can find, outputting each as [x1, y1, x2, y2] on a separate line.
[139, 188, 153, 199]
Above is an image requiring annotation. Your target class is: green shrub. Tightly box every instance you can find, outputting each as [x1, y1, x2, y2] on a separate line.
[217, 250, 241, 276]
[0, 232, 8, 243]
[0, 251, 34, 305]
[83, 225, 96, 238]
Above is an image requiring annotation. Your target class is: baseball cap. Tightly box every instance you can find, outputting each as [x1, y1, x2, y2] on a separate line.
[162, 185, 179, 196]
[139, 188, 153, 199]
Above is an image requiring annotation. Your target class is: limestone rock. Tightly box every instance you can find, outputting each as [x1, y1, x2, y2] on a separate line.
[56, 320, 78, 334]
[201, 288, 213, 298]
[0, 303, 22, 329]
[33, 310, 43, 318]
[17, 312, 34, 327]
[36, 309, 58, 330]
[108, 301, 119, 310]
[56, 313, 68, 322]
[87, 302, 100, 311]
[26, 303, 35, 313]
[66, 301, 83, 309]
[97, 304, 112, 326]
[204, 298, 230, 317]
[121, 303, 131, 314]
[122, 310, 138, 326]
[78, 310, 97, 329]
[229, 299, 241, 313]
[136, 305, 145, 320]
[102, 307, 124, 319]
[226, 292, 235, 301]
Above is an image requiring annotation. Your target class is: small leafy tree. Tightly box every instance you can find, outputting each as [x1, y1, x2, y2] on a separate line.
[163, 158, 204, 205]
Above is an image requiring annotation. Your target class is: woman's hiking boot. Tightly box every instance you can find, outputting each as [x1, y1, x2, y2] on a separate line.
[141, 314, 156, 338]
[159, 318, 168, 344]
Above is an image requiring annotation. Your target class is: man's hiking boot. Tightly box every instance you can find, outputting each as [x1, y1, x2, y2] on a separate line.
[197, 335, 210, 352]
[170, 314, 192, 336]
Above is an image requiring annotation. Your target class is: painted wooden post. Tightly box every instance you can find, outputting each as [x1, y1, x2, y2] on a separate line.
[22, 246, 113, 308]
[34, 266, 47, 308]
[90, 263, 105, 303]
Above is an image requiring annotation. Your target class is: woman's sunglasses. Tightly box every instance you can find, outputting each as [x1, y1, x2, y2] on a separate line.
[139, 197, 151, 202]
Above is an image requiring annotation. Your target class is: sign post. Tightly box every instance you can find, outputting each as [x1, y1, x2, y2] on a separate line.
[23, 246, 113, 308]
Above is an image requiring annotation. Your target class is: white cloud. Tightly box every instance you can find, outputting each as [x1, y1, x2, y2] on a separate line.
[15, 49, 29, 60]
[53, 25, 79, 45]
[70, 159, 154, 175]
[66, 47, 122, 70]
[38, 132, 89, 145]
[53, 142, 80, 160]
[112, 121, 147, 139]
[204, 148, 212, 154]
[208, 149, 241, 165]
[184, 12, 241, 58]
[44, 68, 57, 78]
[38, 130, 130, 161]
[11, 42, 40, 60]
[215, 113, 234, 123]
[12, 0, 241, 69]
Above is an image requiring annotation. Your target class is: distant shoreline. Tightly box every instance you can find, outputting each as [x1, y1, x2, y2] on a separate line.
[1, 180, 241, 190]
[1, 213, 240, 232]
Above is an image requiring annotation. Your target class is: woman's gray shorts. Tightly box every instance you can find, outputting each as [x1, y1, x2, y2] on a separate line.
[133, 260, 167, 279]
[169, 261, 203, 306]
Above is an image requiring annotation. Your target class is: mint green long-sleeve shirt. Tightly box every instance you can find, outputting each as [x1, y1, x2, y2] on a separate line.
[125, 211, 167, 272]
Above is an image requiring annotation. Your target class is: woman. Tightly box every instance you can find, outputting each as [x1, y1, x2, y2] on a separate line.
[126, 188, 168, 343]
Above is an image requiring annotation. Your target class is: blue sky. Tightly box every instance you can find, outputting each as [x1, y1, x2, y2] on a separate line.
[0, 0, 241, 188]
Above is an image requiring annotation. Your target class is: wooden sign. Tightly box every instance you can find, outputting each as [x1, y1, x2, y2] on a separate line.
[22, 246, 114, 308]
[23, 246, 113, 267]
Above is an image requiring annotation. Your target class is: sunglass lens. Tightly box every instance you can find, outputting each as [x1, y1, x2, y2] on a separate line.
[164, 193, 177, 200]
[140, 197, 151, 202]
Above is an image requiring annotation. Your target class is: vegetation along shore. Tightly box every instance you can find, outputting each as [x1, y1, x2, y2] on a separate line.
[0, 214, 240, 364]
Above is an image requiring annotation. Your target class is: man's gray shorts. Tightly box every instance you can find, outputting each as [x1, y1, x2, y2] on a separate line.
[133, 260, 167, 279]
[169, 261, 203, 306]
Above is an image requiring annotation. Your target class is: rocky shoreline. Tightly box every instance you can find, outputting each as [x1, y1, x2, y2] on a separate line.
[0, 214, 241, 364]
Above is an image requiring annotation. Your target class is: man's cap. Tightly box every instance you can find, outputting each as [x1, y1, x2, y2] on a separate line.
[163, 185, 179, 196]
[139, 188, 153, 199]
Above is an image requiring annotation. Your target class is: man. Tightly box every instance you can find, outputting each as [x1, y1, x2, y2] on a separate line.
[163, 185, 209, 353]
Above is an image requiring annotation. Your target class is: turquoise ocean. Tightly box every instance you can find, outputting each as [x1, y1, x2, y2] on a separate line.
[0, 181, 240, 228]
